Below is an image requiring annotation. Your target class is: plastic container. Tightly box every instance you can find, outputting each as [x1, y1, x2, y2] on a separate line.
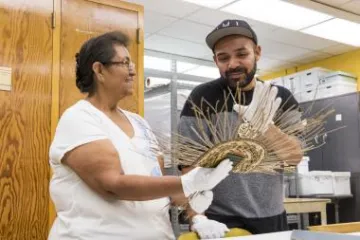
[300, 67, 332, 92]
[300, 88, 319, 102]
[317, 82, 357, 99]
[297, 156, 310, 174]
[332, 172, 351, 196]
[283, 74, 301, 93]
[300, 82, 356, 102]
[295, 171, 334, 196]
[319, 71, 357, 86]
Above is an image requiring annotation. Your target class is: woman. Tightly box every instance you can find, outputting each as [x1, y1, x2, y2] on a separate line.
[48, 31, 232, 240]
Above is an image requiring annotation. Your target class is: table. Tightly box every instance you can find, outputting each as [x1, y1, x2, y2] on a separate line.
[311, 195, 353, 223]
[348, 232, 360, 236]
[206, 230, 360, 240]
[284, 198, 331, 225]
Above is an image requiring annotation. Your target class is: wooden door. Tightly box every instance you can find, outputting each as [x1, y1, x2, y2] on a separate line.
[0, 0, 53, 239]
[59, 0, 144, 116]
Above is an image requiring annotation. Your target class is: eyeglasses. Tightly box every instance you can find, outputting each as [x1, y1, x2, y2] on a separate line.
[101, 60, 135, 70]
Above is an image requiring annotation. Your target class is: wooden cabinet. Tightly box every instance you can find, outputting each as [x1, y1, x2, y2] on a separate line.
[58, 0, 144, 115]
[0, 0, 144, 239]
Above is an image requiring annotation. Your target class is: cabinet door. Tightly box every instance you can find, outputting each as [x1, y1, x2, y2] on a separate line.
[59, 0, 143, 115]
[322, 93, 360, 171]
[0, 1, 53, 239]
[339, 172, 360, 222]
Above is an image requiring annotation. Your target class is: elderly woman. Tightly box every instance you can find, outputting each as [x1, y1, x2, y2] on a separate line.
[48, 31, 232, 240]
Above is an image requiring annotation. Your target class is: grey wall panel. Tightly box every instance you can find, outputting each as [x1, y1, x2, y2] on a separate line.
[339, 172, 360, 222]
[322, 93, 360, 172]
[301, 93, 360, 172]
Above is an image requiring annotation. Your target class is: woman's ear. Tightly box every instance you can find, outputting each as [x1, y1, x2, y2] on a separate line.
[92, 62, 105, 83]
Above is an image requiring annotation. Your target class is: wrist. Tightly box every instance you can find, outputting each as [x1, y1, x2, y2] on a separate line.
[192, 214, 208, 224]
[180, 176, 193, 197]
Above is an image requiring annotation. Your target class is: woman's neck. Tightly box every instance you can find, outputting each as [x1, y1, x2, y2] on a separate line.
[86, 93, 119, 114]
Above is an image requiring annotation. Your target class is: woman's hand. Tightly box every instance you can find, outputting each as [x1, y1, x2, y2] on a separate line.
[180, 159, 233, 197]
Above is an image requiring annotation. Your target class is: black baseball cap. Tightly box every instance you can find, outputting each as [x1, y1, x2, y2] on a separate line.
[206, 19, 258, 51]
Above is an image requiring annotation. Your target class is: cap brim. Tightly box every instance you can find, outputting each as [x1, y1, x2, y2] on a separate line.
[206, 26, 254, 50]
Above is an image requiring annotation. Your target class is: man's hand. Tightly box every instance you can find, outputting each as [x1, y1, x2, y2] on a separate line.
[191, 215, 229, 239]
[241, 82, 282, 134]
[264, 125, 303, 165]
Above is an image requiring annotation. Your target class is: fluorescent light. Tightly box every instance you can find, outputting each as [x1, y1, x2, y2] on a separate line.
[144, 56, 171, 72]
[301, 18, 360, 47]
[184, 66, 220, 78]
[178, 79, 201, 86]
[221, 0, 333, 30]
[177, 61, 198, 73]
[183, 0, 235, 9]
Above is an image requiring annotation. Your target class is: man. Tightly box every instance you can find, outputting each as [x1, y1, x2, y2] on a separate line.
[178, 19, 303, 239]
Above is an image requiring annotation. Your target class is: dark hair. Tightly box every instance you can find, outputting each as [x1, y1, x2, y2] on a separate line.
[75, 31, 129, 94]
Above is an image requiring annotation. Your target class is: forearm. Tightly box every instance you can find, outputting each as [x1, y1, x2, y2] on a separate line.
[106, 175, 183, 201]
[170, 192, 188, 206]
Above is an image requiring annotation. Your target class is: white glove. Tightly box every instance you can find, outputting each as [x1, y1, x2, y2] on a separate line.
[189, 191, 213, 214]
[180, 159, 233, 197]
[235, 81, 282, 133]
[191, 215, 229, 239]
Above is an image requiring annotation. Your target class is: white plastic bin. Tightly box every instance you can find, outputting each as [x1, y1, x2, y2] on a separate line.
[317, 82, 357, 99]
[283, 75, 294, 91]
[300, 88, 320, 102]
[296, 171, 334, 196]
[284, 75, 302, 93]
[332, 172, 351, 196]
[297, 156, 310, 174]
[300, 67, 332, 92]
[319, 71, 357, 86]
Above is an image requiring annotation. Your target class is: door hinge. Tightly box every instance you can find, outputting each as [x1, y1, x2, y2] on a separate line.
[51, 12, 56, 29]
[136, 28, 140, 44]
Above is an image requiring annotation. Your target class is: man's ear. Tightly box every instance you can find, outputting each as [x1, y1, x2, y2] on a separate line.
[255, 45, 261, 62]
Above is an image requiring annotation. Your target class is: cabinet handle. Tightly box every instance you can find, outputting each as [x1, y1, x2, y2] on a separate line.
[322, 133, 328, 142]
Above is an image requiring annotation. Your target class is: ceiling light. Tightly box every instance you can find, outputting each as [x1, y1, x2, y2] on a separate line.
[302, 18, 360, 47]
[184, 66, 220, 78]
[144, 56, 171, 72]
[221, 0, 333, 30]
[177, 61, 198, 73]
[183, 0, 235, 9]
[178, 79, 202, 87]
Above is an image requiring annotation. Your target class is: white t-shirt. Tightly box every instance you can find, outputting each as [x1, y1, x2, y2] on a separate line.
[48, 100, 175, 240]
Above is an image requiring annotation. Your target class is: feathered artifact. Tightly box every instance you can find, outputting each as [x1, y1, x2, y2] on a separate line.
[127, 81, 344, 212]
[144, 81, 341, 175]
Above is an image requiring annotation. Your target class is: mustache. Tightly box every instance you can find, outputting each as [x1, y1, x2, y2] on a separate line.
[225, 67, 248, 76]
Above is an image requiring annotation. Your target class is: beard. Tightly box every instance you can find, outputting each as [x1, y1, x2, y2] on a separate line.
[224, 61, 257, 89]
